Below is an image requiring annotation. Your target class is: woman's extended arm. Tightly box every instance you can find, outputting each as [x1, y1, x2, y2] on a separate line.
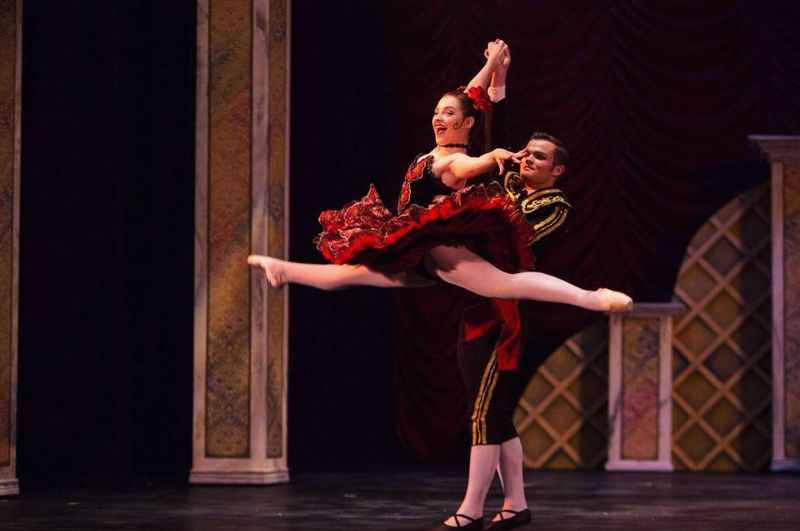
[435, 148, 521, 189]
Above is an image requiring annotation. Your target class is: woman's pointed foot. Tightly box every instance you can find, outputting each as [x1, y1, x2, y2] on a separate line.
[247, 255, 287, 288]
[585, 288, 633, 312]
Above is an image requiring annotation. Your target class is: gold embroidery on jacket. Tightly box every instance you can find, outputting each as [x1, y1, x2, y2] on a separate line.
[533, 207, 569, 242]
[518, 189, 572, 244]
[521, 194, 572, 214]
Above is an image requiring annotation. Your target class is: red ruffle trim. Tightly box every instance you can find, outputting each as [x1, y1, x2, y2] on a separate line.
[314, 182, 535, 274]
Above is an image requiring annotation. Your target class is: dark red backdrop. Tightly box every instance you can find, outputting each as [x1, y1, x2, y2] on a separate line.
[381, 1, 800, 459]
[17, 1, 800, 483]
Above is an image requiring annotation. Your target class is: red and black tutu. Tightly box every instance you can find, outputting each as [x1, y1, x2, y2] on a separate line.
[314, 179, 535, 276]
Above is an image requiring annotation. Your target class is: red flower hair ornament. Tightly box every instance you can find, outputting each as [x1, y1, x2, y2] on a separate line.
[466, 86, 491, 113]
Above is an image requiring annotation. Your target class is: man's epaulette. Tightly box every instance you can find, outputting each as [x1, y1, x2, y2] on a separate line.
[503, 171, 525, 202]
[503, 171, 572, 244]
[519, 188, 572, 244]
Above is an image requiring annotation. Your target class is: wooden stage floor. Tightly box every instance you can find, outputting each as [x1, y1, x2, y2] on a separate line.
[1, 469, 798, 530]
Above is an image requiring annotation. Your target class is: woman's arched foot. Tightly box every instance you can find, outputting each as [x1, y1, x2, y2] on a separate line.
[247, 255, 287, 288]
[585, 288, 633, 312]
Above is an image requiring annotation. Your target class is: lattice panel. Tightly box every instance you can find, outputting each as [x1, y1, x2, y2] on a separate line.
[672, 184, 772, 471]
[516, 323, 609, 469]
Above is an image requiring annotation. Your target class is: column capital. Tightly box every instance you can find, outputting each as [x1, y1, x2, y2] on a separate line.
[749, 135, 800, 163]
[624, 302, 684, 317]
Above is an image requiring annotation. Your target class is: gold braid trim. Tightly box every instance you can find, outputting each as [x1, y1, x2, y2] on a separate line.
[471, 351, 498, 446]
[503, 171, 525, 202]
[520, 191, 572, 214]
[527, 208, 560, 244]
[533, 207, 569, 242]
[519, 187, 572, 244]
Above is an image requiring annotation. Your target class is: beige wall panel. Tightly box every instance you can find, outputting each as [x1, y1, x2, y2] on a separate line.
[0, 0, 18, 472]
[783, 164, 800, 458]
[265, 0, 288, 459]
[193, 0, 289, 484]
[206, 0, 253, 458]
[621, 318, 660, 460]
[0, 0, 20, 496]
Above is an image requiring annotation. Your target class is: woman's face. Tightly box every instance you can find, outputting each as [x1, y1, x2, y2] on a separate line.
[432, 95, 472, 144]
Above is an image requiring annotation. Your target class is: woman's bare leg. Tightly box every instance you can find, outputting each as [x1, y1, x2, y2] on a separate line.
[427, 246, 632, 311]
[247, 255, 432, 290]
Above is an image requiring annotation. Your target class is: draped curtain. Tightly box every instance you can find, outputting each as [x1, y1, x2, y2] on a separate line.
[383, 1, 800, 459]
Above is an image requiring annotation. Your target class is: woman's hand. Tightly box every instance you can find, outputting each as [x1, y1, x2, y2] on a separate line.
[510, 147, 526, 165]
[484, 39, 509, 71]
[485, 40, 510, 71]
[466, 38, 509, 93]
[492, 148, 518, 174]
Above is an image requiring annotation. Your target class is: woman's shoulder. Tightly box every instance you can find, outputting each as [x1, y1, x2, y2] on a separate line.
[404, 152, 434, 181]
[415, 151, 435, 163]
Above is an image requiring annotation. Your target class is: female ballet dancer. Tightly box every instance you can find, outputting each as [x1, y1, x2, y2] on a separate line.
[249, 41, 631, 530]
[248, 40, 630, 312]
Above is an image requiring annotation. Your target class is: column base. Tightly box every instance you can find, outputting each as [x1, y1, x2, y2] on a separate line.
[606, 460, 673, 472]
[0, 479, 20, 496]
[190, 469, 289, 485]
[771, 458, 800, 472]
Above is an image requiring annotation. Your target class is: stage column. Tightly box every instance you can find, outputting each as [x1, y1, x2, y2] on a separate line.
[607, 303, 682, 471]
[191, 0, 290, 484]
[0, 0, 21, 498]
[750, 135, 800, 472]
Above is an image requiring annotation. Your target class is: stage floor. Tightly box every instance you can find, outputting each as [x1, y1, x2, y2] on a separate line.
[2, 469, 798, 530]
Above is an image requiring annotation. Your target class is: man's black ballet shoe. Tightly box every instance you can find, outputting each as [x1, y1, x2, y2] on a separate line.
[426, 513, 484, 530]
[485, 508, 532, 530]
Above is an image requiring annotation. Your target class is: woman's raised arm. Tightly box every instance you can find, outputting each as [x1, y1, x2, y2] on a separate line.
[465, 39, 508, 91]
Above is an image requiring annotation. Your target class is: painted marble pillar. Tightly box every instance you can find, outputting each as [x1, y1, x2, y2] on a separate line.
[607, 303, 682, 471]
[750, 135, 800, 472]
[192, 0, 290, 484]
[0, 0, 21, 498]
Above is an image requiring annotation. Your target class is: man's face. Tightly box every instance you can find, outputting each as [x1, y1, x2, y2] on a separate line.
[519, 139, 564, 189]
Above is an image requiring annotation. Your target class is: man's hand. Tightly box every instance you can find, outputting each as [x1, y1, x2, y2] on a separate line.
[484, 39, 509, 70]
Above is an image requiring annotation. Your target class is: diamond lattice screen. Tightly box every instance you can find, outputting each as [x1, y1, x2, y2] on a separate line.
[515, 323, 609, 469]
[672, 184, 772, 471]
[517, 184, 772, 471]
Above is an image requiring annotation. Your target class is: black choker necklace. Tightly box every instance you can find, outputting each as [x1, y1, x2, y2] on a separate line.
[438, 143, 468, 149]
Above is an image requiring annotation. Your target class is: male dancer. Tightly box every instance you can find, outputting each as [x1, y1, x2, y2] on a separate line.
[436, 132, 572, 531]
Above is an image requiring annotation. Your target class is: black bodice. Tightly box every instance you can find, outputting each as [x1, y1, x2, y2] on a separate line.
[397, 155, 452, 213]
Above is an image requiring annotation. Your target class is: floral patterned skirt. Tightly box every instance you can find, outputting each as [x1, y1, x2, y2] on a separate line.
[314, 182, 535, 274]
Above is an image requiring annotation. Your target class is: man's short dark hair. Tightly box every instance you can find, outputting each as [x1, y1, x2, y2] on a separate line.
[529, 132, 569, 168]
